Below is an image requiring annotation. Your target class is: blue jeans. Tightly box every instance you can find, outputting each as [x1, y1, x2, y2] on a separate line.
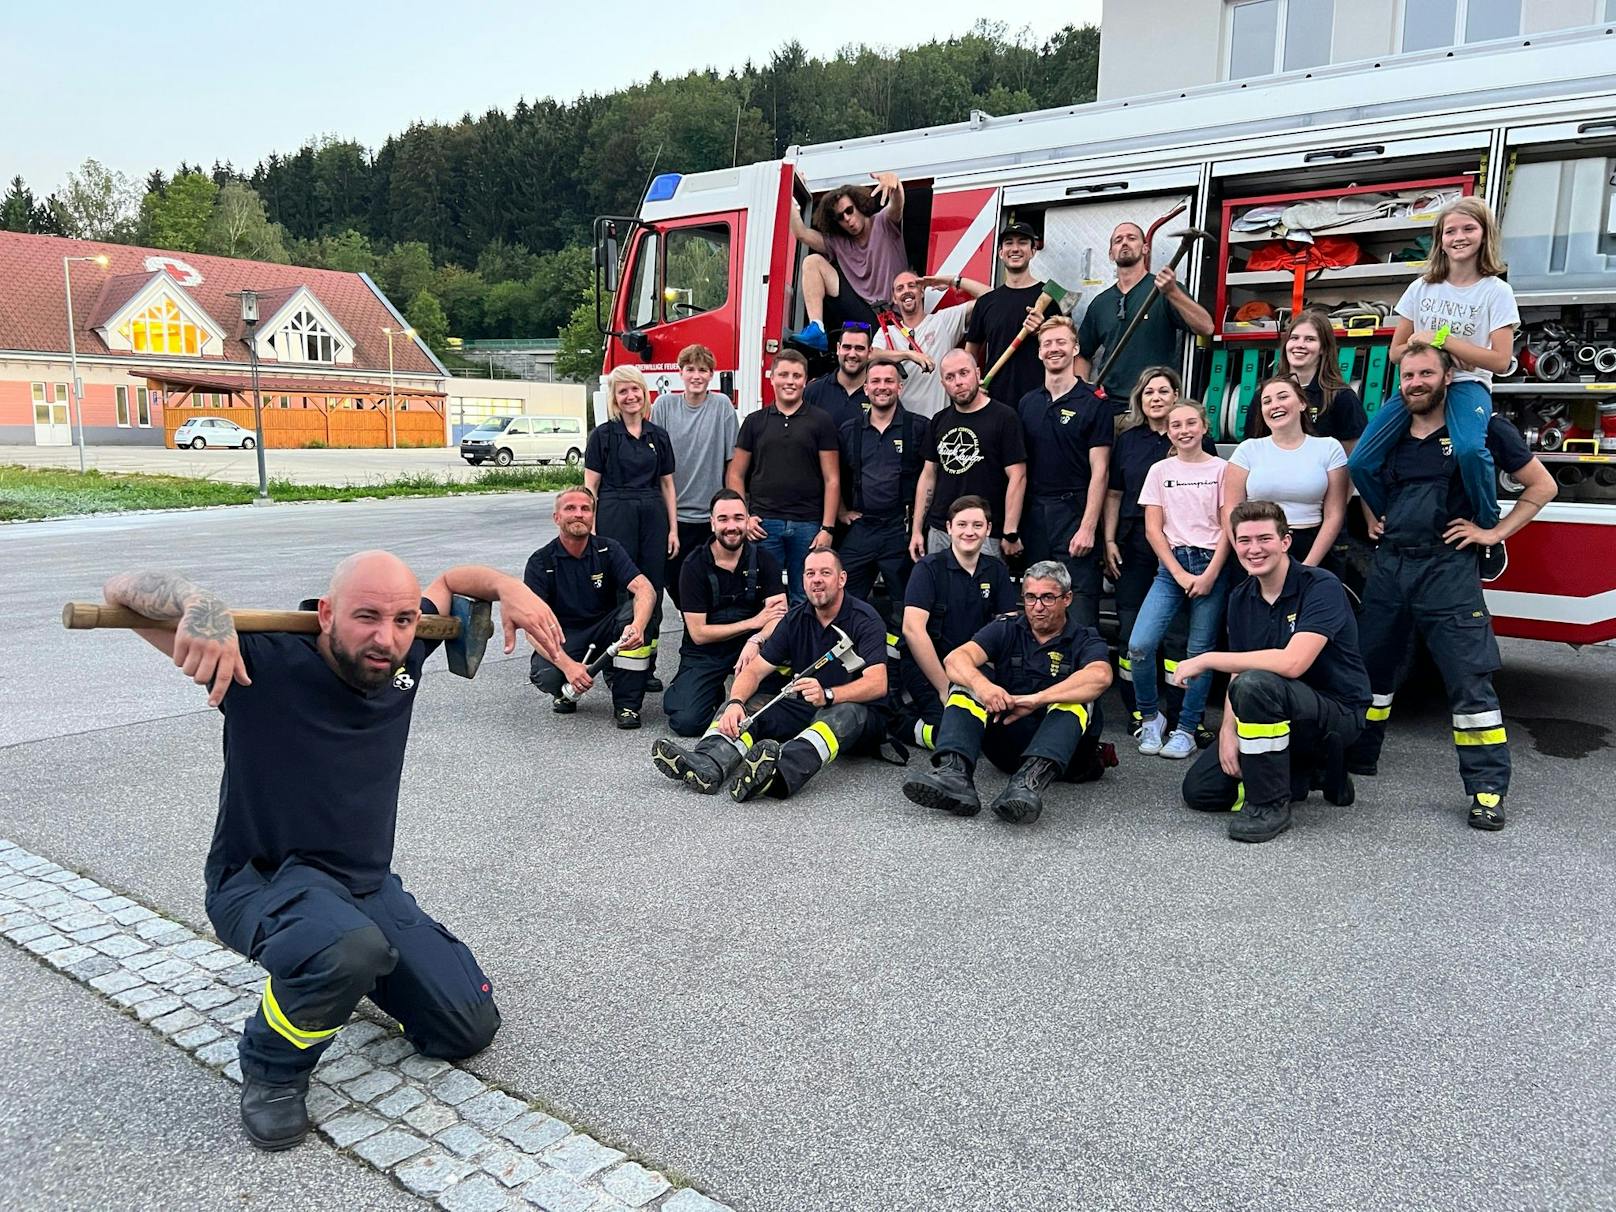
[1349, 379, 1498, 528]
[1128, 546, 1230, 732]
[760, 517, 818, 604]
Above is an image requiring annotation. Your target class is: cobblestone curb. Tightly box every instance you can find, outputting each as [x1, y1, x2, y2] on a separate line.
[0, 839, 732, 1212]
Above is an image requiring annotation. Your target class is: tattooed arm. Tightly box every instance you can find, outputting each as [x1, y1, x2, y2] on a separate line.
[102, 572, 252, 706]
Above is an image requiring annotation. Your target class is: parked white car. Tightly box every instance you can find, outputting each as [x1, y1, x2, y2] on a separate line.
[460, 415, 586, 466]
[175, 417, 256, 450]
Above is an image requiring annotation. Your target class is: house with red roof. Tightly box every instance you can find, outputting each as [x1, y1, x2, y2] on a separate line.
[0, 232, 448, 449]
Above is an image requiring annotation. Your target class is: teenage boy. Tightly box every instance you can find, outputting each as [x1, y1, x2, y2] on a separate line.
[964, 218, 1048, 407]
[651, 343, 738, 614]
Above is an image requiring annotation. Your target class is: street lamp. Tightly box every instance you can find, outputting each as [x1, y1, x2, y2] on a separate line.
[381, 326, 415, 450]
[62, 253, 109, 473]
[230, 290, 270, 501]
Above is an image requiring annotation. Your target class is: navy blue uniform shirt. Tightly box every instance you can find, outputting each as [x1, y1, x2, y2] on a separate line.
[805, 373, 869, 434]
[678, 541, 785, 628]
[971, 611, 1109, 697]
[904, 548, 1018, 652]
[210, 598, 443, 894]
[1379, 414, 1531, 545]
[1109, 425, 1220, 523]
[759, 592, 887, 690]
[840, 407, 924, 520]
[523, 535, 642, 631]
[584, 418, 675, 499]
[1018, 380, 1114, 501]
[1226, 559, 1370, 711]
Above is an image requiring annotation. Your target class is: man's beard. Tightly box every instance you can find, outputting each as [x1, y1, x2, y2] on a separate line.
[1405, 382, 1447, 416]
[330, 631, 400, 691]
[715, 530, 744, 551]
[1114, 249, 1141, 267]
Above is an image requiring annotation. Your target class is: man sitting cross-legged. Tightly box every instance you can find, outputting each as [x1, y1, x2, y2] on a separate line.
[652, 549, 889, 802]
[902, 559, 1113, 824]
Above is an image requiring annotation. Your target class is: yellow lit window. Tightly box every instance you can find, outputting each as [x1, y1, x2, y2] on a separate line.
[117, 297, 206, 356]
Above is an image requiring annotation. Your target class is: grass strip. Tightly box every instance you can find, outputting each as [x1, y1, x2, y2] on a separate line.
[0, 464, 584, 521]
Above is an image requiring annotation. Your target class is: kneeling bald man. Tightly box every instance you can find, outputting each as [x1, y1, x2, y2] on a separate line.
[100, 553, 561, 1151]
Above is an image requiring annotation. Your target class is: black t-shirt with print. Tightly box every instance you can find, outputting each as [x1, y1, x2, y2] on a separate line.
[921, 400, 1028, 535]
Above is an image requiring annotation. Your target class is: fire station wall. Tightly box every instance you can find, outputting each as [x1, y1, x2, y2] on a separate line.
[0, 358, 167, 448]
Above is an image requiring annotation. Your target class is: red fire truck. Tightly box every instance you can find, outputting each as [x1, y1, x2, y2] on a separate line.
[594, 27, 1616, 645]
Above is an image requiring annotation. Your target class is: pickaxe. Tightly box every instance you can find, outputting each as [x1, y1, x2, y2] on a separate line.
[739, 627, 863, 730]
[1090, 226, 1216, 392]
[981, 278, 1080, 390]
[61, 594, 496, 679]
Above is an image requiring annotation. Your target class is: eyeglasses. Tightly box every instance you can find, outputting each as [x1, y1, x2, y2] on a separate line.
[1022, 592, 1068, 606]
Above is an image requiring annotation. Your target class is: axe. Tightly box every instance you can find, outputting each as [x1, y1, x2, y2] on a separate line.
[62, 594, 496, 679]
[560, 639, 624, 702]
[1090, 226, 1215, 392]
[981, 278, 1079, 389]
[739, 627, 863, 730]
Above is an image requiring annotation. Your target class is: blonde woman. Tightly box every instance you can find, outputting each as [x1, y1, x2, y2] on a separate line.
[584, 366, 678, 707]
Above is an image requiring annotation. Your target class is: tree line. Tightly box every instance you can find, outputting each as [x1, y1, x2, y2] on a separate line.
[2, 22, 1097, 363]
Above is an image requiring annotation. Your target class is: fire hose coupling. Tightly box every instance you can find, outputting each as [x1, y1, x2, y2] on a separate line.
[1595, 347, 1616, 375]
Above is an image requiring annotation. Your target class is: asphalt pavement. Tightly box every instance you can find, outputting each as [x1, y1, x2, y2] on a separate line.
[0, 443, 498, 486]
[3, 494, 1614, 1211]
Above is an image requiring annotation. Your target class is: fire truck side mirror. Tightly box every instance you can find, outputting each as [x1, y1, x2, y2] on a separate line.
[602, 232, 620, 294]
[620, 329, 652, 359]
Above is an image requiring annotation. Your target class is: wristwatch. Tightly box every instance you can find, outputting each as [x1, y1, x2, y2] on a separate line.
[824, 687, 836, 705]
[1002, 531, 1021, 543]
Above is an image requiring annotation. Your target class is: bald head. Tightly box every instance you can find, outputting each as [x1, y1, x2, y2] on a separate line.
[328, 550, 421, 606]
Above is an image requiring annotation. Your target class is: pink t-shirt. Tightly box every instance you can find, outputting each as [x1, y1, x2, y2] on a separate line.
[824, 209, 908, 304]
[1138, 456, 1228, 551]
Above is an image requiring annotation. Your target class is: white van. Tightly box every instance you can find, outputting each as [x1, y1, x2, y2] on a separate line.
[459, 415, 587, 467]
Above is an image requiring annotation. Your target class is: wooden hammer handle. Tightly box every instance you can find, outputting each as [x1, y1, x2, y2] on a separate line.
[980, 291, 1055, 388]
[62, 602, 461, 639]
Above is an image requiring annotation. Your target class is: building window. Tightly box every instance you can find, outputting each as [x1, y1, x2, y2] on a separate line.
[1227, 0, 1333, 80]
[269, 308, 341, 363]
[116, 296, 208, 356]
[1402, 0, 1521, 52]
[137, 388, 151, 427]
[116, 386, 130, 426]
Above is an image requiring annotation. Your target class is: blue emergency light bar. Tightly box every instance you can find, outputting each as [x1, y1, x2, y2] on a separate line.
[645, 173, 682, 203]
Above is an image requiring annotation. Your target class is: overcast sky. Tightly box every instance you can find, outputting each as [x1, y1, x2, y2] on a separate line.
[5, 1, 1100, 193]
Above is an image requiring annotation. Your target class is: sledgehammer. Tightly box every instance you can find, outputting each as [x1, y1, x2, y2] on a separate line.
[62, 594, 496, 678]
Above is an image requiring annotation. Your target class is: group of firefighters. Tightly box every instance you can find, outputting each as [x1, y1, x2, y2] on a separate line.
[95, 189, 1555, 1154]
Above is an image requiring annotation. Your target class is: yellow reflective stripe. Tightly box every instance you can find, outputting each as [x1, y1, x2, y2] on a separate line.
[1232, 781, 1245, 814]
[1366, 706, 1391, 722]
[1454, 727, 1507, 747]
[1117, 656, 1133, 671]
[1048, 701, 1091, 731]
[775, 664, 792, 676]
[946, 692, 987, 723]
[807, 719, 841, 763]
[919, 723, 935, 749]
[617, 643, 654, 658]
[1161, 659, 1179, 673]
[1236, 720, 1290, 739]
[885, 633, 900, 648]
[261, 977, 341, 1050]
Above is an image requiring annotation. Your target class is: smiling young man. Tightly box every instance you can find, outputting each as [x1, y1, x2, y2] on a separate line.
[1173, 500, 1368, 843]
[871, 267, 989, 419]
[1346, 342, 1556, 832]
[804, 324, 873, 433]
[964, 218, 1048, 407]
[661, 488, 787, 737]
[99, 551, 563, 1151]
[897, 495, 1017, 752]
[902, 560, 1114, 824]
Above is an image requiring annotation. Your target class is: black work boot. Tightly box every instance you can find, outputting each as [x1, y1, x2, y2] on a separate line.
[240, 1076, 310, 1151]
[902, 752, 981, 817]
[730, 739, 782, 803]
[990, 756, 1061, 824]
[1469, 791, 1506, 831]
[650, 738, 729, 794]
[1229, 798, 1292, 843]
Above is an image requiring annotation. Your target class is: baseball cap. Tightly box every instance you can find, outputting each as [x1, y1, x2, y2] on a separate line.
[999, 218, 1040, 244]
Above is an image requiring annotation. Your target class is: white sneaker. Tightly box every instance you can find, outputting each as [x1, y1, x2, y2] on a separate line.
[1160, 729, 1197, 760]
[1137, 714, 1167, 755]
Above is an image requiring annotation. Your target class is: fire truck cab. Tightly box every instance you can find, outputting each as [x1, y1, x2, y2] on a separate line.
[595, 26, 1616, 645]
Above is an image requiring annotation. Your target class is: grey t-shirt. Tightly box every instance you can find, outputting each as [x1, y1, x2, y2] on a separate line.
[650, 391, 739, 523]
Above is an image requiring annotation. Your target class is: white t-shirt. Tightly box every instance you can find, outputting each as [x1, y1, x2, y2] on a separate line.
[1394, 276, 1520, 386]
[1230, 435, 1347, 528]
[872, 293, 971, 419]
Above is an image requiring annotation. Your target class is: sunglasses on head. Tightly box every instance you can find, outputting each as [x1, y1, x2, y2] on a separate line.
[840, 321, 872, 333]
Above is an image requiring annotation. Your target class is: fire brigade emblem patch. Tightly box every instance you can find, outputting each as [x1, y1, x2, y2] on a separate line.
[980, 582, 991, 598]
[1439, 437, 1454, 457]
[1048, 651, 1063, 677]
[591, 572, 604, 588]
[936, 427, 984, 475]
[392, 667, 415, 691]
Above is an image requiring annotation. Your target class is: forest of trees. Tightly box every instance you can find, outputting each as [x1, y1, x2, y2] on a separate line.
[2, 23, 1098, 364]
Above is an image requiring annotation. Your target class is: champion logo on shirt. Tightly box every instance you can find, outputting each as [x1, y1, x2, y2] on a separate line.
[392, 668, 415, 691]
